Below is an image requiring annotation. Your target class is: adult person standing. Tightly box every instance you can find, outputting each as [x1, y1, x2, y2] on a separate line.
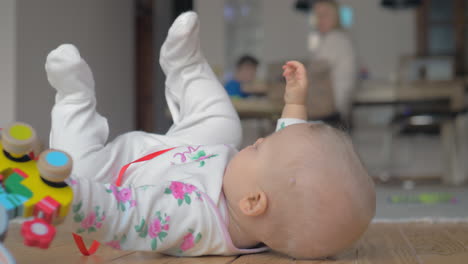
[308, 0, 357, 128]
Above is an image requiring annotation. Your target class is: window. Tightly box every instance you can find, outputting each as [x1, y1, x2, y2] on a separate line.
[417, 0, 466, 75]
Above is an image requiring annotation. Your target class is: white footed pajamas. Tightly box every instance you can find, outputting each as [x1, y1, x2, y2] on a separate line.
[46, 12, 264, 256]
[48, 12, 241, 184]
[47, 12, 304, 256]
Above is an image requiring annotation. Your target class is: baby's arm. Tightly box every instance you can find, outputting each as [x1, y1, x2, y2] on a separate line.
[281, 61, 308, 120]
[275, 61, 309, 131]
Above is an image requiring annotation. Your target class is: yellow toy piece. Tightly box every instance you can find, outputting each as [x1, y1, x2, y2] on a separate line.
[0, 123, 73, 222]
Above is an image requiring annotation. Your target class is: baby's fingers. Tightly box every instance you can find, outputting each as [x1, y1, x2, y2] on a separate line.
[285, 61, 306, 76]
[282, 65, 294, 79]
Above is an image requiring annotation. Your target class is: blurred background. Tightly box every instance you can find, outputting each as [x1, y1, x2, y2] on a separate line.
[0, 0, 467, 220]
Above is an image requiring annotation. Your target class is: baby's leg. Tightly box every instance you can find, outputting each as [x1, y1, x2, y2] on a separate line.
[161, 12, 242, 148]
[46, 45, 150, 183]
[47, 44, 107, 159]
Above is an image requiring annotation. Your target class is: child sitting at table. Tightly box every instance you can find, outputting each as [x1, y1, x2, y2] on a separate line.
[224, 55, 259, 98]
[46, 11, 375, 259]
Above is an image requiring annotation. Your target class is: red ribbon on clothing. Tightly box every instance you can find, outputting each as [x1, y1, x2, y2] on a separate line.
[116, 147, 175, 186]
[73, 147, 175, 255]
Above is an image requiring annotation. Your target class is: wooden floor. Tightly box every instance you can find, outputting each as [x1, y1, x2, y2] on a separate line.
[4, 222, 468, 263]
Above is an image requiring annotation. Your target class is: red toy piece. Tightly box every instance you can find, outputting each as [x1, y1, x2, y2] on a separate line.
[21, 218, 56, 249]
[33, 196, 61, 224]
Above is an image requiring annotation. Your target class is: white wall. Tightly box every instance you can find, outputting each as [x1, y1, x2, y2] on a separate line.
[16, 0, 135, 143]
[0, 0, 16, 123]
[261, 0, 310, 64]
[194, 0, 416, 80]
[195, 0, 225, 70]
[345, 0, 416, 80]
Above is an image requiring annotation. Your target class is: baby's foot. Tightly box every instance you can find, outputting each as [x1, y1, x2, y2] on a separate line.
[159, 11, 205, 74]
[45, 44, 95, 97]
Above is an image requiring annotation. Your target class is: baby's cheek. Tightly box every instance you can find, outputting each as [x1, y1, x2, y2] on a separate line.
[231, 150, 255, 175]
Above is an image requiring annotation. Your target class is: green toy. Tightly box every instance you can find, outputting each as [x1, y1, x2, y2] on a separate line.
[389, 192, 459, 204]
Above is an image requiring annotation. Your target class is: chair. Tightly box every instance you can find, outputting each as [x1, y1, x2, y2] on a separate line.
[379, 56, 466, 185]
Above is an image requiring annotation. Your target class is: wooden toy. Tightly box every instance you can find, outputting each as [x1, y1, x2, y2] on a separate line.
[0, 122, 74, 250]
[1, 122, 37, 159]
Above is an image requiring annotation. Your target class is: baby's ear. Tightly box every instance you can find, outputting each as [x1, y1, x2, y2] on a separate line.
[238, 190, 267, 216]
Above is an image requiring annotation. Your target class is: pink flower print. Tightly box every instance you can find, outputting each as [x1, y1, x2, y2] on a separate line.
[180, 233, 195, 252]
[148, 218, 162, 239]
[178, 231, 202, 254]
[169, 181, 185, 200]
[165, 216, 170, 222]
[106, 234, 127, 250]
[109, 184, 118, 195]
[165, 182, 202, 206]
[106, 240, 121, 250]
[106, 185, 136, 212]
[73, 202, 105, 234]
[118, 188, 132, 203]
[81, 211, 96, 229]
[183, 184, 197, 194]
[135, 211, 170, 251]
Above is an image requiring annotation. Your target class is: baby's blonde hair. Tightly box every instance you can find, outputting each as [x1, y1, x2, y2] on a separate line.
[262, 123, 375, 259]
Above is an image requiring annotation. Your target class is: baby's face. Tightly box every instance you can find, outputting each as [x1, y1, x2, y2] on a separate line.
[223, 124, 309, 203]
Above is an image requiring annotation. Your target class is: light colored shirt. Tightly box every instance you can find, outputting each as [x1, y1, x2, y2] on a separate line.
[312, 30, 357, 119]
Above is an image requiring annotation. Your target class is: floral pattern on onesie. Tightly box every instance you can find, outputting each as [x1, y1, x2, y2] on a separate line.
[164, 181, 203, 206]
[106, 184, 137, 211]
[177, 229, 202, 255]
[134, 211, 171, 250]
[72, 201, 106, 234]
[106, 234, 127, 250]
[172, 146, 219, 167]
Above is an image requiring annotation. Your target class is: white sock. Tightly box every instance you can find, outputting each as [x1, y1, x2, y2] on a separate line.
[45, 44, 95, 101]
[159, 11, 205, 74]
[160, 11, 223, 123]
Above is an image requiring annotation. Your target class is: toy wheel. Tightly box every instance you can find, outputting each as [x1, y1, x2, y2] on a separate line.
[21, 218, 56, 249]
[37, 149, 73, 183]
[1, 122, 37, 156]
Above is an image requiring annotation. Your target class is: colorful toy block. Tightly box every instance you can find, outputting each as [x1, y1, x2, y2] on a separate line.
[21, 218, 56, 249]
[4, 172, 33, 199]
[0, 141, 73, 221]
[1, 121, 74, 251]
[0, 186, 27, 220]
[34, 196, 60, 224]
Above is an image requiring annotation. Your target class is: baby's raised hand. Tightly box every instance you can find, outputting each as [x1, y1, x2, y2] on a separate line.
[282, 61, 308, 106]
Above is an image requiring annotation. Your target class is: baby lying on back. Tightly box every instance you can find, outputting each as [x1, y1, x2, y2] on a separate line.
[46, 11, 375, 259]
